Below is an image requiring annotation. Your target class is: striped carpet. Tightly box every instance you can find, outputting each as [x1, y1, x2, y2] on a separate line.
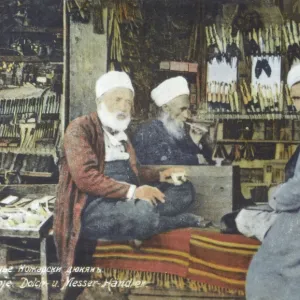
[92, 228, 260, 296]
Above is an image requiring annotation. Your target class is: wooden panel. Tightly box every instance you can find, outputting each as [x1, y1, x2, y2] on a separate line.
[185, 166, 233, 224]
[130, 287, 243, 298]
[0, 184, 57, 196]
[145, 166, 233, 224]
[129, 295, 243, 300]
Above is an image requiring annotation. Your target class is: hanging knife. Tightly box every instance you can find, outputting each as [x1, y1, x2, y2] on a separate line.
[232, 81, 239, 113]
[213, 24, 223, 54]
[243, 80, 255, 113]
[287, 21, 295, 46]
[257, 84, 265, 113]
[6, 100, 11, 115]
[269, 25, 274, 54]
[283, 24, 290, 49]
[45, 96, 50, 114]
[205, 26, 211, 47]
[251, 84, 260, 114]
[228, 84, 235, 113]
[211, 81, 217, 112]
[217, 82, 223, 112]
[292, 21, 299, 45]
[279, 81, 284, 113]
[240, 83, 250, 114]
[285, 84, 294, 113]
[222, 24, 226, 55]
[265, 27, 270, 55]
[258, 28, 263, 54]
[206, 82, 212, 112]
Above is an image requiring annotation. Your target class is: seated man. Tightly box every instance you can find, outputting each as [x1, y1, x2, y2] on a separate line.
[132, 76, 214, 165]
[54, 71, 208, 288]
[245, 63, 300, 300]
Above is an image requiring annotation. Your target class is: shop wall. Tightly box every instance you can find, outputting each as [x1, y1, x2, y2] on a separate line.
[69, 9, 107, 121]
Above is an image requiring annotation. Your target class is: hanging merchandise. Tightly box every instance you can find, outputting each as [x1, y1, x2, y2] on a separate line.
[206, 79, 240, 114]
[206, 60, 238, 114]
[66, 0, 91, 23]
[205, 24, 240, 115]
[283, 20, 300, 67]
[205, 24, 241, 63]
[250, 54, 282, 119]
[245, 25, 281, 57]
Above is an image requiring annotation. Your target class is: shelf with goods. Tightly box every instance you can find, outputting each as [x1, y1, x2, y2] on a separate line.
[0, 56, 63, 63]
[237, 158, 287, 200]
[217, 139, 299, 144]
[211, 116, 299, 199]
[0, 88, 62, 182]
[10, 25, 63, 34]
[197, 112, 300, 120]
[0, 24, 63, 184]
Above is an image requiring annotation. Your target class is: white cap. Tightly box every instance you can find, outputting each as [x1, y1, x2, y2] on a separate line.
[151, 76, 190, 107]
[95, 71, 134, 98]
[287, 63, 300, 88]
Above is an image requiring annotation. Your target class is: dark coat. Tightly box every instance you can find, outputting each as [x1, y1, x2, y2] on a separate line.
[53, 112, 159, 285]
[132, 120, 201, 165]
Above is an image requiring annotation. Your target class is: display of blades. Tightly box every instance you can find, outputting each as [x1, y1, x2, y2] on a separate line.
[284, 19, 300, 65]
[206, 24, 241, 62]
[246, 26, 282, 57]
[240, 83, 250, 114]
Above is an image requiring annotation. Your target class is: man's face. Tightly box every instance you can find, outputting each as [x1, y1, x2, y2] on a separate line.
[100, 87, 134, 120]
[164, 95, 190, 123]
[290, 82, 300, 111]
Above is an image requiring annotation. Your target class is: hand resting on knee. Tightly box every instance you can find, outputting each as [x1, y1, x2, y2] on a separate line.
[134, 185, 165, 206]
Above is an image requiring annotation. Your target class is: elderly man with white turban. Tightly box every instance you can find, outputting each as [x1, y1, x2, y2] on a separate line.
[54, 71, 209, 292]
[132, 76, 214, 165]
[243, 63, 300, 300]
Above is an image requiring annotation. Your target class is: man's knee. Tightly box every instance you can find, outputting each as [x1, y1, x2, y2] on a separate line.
[171, 181, 195, 207]
[129, 200, 159, 237]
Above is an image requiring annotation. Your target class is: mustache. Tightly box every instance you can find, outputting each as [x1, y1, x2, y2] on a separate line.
[116, 112, 129, 118]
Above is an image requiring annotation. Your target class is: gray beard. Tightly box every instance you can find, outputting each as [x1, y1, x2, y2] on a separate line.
[159, 112, 185, 140]
[97, 102, 131, 132]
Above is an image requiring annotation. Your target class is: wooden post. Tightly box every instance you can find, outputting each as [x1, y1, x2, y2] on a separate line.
[40, 236, 48, 300]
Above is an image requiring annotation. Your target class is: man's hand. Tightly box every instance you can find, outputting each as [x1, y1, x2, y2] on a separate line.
[134, 185, 165, 206]
[189, 124, 207, 146]
[160, 167, 186, 184]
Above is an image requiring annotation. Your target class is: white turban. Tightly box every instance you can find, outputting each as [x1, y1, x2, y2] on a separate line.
[95, 71, 134, 98]
[287, 63, 300, 88]
[151, 76, 190, 107]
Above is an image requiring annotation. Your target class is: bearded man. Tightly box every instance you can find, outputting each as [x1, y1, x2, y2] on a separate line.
[54, 71, 209, 290]
[132, 76, 214, 165]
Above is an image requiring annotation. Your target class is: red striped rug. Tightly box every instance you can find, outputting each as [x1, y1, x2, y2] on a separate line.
[92, 228, 260, 296]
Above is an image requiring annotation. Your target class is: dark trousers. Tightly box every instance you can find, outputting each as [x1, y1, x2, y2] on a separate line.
[81, 181, 197, 241]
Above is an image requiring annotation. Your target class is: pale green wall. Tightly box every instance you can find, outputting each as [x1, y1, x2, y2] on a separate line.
[69, 9, 107, 120]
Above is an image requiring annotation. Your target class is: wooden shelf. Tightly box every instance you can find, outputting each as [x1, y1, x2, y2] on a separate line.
[0, 56, 62, 63]
[232, 159, 288, 168]
[0, 171, 53, 178]
[197, 113, 300, 120]
[158, 69, 198, 74]
[11, 26, 63, 34]
[217, 139, 299, 144]
[0, 148, 56, 157]
[241, 182, 268, 187]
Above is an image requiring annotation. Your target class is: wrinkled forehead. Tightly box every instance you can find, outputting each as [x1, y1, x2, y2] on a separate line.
[100, 87, 134, 101]
[168, 94, 190, 108]
[290, 82, 300, 99]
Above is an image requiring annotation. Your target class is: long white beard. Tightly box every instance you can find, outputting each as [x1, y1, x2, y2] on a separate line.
[97, 102, 131, 132]
[159, 112, 185, 140]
